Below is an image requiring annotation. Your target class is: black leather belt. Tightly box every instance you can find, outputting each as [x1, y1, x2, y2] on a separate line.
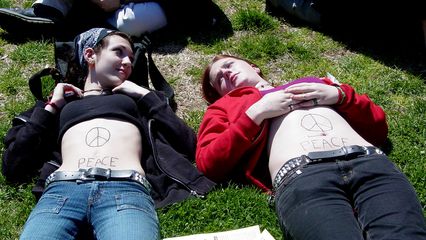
[272, 145, 383, 190]
[45, 167, 151, 191]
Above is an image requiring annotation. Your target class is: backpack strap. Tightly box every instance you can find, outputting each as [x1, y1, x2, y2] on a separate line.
[28, 41, 74, 102]
[146, 43, 177, 111]
[128, 41, 149, 88]
[54, 41, 75, 81]
[28, 67, 62, 101]
[130, 35, 177, 111]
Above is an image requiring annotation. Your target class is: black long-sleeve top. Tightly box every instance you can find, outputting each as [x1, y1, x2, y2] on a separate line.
[2, 91, 215, 208]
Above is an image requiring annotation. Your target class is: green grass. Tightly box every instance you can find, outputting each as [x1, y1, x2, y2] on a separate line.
[233, 9, 279, 32]
[158, 184, 282, 239]
[1, 0, 425, 239]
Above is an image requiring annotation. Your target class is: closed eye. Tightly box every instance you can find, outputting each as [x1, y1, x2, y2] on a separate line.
[224, 62, 233, 68]
[214, 72, 223, 87]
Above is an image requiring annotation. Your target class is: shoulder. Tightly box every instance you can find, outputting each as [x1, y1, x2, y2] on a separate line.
[207, 87, 261, 113]
[221, 86, 261, 101]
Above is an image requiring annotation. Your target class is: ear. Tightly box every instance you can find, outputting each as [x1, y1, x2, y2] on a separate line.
[84, 48, 96, 65]
[251, 64, 261, 74]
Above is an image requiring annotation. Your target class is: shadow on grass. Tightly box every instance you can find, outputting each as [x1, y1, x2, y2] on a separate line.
[0, 0, 233, 54]
[265, 1, 426, 82]
[382, 138, 394, 155]
[318, 24, 426, 82]
[148, 3, 234, 53]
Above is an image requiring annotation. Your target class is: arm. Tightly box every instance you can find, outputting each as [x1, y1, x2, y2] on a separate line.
[89, 0, 120, 12]
[334, 83, 388, 147]
[196, 103, 264, 182]
[2, 83, 82, 183]
[2, 102, 59, 183]
[196, 87, 298, 182]
[113, 81, 196, 159]
[90, 0, 154, 12]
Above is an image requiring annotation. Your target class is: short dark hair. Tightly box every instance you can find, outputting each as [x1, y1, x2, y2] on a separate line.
[93, 31, 134, 54]
[74, 31, 134, 86]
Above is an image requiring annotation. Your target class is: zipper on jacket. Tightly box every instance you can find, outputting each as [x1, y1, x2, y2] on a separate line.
[148, 119, 205, 199]
[47, 160, 61, 168]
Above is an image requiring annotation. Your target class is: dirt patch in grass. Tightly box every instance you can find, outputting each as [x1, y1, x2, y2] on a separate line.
[152, 46, 212, 118]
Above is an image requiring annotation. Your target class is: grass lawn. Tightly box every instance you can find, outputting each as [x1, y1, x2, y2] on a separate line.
[0, 0, 425, 239]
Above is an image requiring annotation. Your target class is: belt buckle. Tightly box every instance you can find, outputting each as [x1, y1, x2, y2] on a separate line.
[83, 168, 111, 180]
[341, 145, 363, 159]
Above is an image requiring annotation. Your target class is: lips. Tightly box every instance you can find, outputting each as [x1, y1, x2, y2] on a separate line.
[117, 68, 129, 78]
[230, 72, 238, 83]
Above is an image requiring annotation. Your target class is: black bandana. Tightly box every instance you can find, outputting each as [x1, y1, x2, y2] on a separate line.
[74, 28, 116, 71]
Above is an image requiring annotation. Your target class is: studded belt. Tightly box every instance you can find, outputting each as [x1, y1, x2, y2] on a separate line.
[45, 167, 151, 191]
[272, 145, 384, 190]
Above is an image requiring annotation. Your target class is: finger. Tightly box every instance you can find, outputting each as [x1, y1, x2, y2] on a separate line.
[295, 98, 319, 108]
[291, 92, 312, 101]
[285, 86, 306, 94]
[69, 87, 81, 94]
[285, 82, 309, 90]
[112, 86, 122, 93]
[284, 83, 314, 93]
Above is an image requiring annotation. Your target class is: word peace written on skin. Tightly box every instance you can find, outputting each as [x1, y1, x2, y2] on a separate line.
[299, 113, 349, 151]
[79, 127, 118, 168]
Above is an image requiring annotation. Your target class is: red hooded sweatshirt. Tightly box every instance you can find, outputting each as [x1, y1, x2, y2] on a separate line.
[196, 78, 388, 192]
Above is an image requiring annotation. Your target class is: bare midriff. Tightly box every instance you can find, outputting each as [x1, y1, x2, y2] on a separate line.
[59, 118, 145, 176]
[268, 106, 372, 182]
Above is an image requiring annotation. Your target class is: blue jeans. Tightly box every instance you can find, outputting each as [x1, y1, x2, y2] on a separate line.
[20, 181, 159, 240]
[275, 154, 426, 240]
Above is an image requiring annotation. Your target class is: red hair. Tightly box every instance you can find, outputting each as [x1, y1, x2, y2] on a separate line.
[201, 55, 264, 104]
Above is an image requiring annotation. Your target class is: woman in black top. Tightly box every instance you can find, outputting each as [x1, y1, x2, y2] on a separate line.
[3, 27, 214, 239]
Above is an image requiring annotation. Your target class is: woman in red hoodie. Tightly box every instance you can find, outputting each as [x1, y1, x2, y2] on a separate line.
[196, 54, 426, 240]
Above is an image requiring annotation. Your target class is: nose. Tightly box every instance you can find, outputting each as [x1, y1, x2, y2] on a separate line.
[122, 56, 132, 67]
[221, 69, 231, 81]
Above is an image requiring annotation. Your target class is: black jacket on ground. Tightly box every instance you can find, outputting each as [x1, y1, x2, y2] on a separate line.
[2, 91, 215, 208]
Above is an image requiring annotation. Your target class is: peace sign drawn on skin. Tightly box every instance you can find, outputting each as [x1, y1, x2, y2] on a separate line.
[300, 114, 333, 136]
[85, 127, 111, 147]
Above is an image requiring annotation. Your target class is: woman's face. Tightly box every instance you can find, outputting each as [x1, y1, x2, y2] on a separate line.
[209, 57, 263, 96]
[93, 35, 134, 88]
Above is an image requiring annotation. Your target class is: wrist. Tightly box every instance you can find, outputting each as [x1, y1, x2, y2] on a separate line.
[45, 101, 59, 113]
[45, 99, 65, 113]
[246, 104, 264, 126]
[335, 85, 346, 104]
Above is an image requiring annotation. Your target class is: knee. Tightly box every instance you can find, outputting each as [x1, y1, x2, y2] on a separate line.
[113, 3, 167, 37]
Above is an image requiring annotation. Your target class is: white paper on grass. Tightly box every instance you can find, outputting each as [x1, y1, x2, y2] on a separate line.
[163, 225, 276, 240]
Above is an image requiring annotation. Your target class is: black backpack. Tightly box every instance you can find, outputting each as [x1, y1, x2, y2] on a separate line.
[28, 35, 177, 111]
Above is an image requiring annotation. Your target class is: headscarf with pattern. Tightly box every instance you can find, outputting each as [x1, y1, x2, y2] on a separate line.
[74, 28, 116, 71]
